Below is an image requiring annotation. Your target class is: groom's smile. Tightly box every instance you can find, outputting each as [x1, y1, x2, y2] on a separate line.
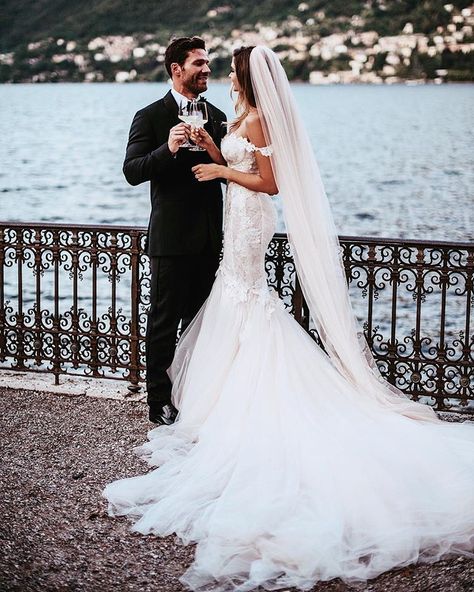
[175, 48, 211, 97]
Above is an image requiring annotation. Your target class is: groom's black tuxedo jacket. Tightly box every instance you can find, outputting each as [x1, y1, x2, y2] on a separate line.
[123, 90, 227, 256]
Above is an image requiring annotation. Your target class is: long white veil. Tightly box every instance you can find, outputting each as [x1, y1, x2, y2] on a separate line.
[250, 45, 439, 423]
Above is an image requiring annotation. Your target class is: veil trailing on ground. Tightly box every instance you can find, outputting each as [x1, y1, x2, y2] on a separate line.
[249, 45, 439, 423]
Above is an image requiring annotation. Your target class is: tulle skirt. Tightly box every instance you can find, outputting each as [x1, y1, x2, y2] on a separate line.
[103, 273, 474, 592]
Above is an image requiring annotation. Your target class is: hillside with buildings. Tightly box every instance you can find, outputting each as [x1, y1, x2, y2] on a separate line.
[0, 0, 473, 83]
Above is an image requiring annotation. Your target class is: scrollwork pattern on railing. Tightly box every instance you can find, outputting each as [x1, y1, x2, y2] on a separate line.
[0, 222, 472, 411]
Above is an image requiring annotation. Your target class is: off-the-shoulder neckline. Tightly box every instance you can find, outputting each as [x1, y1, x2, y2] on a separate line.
[228, 130, 252, 144]
[226, 131, 272, 154]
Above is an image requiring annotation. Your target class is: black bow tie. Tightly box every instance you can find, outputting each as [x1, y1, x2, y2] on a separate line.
[189, 97, 206, 104]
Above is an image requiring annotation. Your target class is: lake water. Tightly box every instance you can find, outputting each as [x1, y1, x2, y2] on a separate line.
[1, 82, 473, 391]
[1, 82, 473, 241]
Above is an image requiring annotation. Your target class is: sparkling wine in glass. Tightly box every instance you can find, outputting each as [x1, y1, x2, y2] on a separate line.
[188, 100, 208, 152]
[177, 101, 198, 148]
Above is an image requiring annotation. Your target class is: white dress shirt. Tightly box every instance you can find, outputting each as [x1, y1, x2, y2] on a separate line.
[171, 88, 200, 108]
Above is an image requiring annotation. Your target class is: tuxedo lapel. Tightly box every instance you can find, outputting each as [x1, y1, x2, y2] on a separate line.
[204, 101, 216, 138]
[203, 100, 225, 143]
[163, 90, 180, 126]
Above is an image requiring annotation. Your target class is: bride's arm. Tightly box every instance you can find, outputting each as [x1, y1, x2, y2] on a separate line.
[192, 116, 279, 196]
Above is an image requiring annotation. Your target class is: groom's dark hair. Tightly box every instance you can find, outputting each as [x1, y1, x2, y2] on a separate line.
[165, 36, 206, 77]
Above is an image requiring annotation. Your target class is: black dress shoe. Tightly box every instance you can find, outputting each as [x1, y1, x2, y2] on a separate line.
[148, 403, 178, 425]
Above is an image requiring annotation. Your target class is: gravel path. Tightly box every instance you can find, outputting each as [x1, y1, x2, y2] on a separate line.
[1, 387, 473, 592]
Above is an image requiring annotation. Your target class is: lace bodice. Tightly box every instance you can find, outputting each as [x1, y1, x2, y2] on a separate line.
[220, 132, 274, 172]
[217, 132, 279, 314]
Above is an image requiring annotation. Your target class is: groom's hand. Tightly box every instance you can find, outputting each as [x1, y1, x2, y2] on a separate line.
[168, 123, 191, 154]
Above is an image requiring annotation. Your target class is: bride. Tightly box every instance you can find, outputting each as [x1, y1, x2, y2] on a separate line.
[103, 46, 474, 592]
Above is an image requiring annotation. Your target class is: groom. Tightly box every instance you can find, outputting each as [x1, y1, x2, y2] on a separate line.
[123, 37, 227, 425]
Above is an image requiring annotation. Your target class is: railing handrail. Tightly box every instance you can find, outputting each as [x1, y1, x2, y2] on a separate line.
[1, 221, 473, 250]
[1, 221, 473, 410]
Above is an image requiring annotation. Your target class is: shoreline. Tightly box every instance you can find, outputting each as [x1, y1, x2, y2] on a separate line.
[2, 79, 474, 86]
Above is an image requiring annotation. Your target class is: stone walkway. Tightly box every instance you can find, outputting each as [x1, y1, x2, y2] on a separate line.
[1, 387, 473, 592]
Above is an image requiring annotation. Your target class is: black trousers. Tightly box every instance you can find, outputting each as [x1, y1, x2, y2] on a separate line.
[146, 244, 219, 407]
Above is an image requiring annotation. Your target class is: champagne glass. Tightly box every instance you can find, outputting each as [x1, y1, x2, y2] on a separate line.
[177, 101, 198, 148]
[188, 100, 208, 152]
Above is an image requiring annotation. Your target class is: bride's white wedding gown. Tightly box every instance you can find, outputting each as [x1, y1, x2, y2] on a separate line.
[103, 132, 474, 592]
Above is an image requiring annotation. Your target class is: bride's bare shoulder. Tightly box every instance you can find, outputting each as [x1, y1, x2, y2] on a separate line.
[244, 111, 261, 128]
[244, 113, 266, 147]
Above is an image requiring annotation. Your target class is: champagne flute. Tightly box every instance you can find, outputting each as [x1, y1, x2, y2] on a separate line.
[188, 100, 208, 152]
[177, 101, 198, 148]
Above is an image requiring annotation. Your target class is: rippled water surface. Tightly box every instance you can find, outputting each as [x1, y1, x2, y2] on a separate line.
[1, 82, 473, 240]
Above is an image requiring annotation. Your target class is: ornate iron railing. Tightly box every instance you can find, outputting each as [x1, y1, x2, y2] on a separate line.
[0, 221, 473, 411]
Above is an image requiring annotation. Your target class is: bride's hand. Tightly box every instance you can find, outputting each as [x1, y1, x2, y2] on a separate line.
[190, 127, 215, 151]
[192, 163, 227, 182]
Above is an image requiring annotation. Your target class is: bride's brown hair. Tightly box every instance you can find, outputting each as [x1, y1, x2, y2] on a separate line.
[230, 46, 256, 132]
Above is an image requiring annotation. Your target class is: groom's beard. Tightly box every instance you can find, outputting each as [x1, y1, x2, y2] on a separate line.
[184, 74, 209, 96]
